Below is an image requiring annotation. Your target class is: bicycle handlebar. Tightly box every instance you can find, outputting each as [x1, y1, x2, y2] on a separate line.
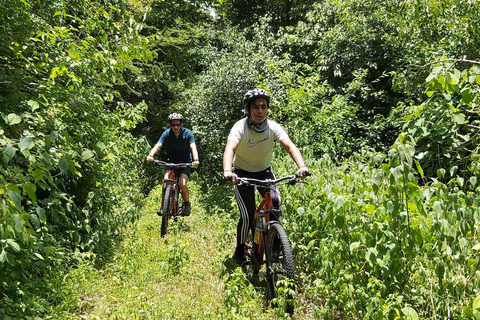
[237, 175, 302, 187]
[151, 160, 192, 168]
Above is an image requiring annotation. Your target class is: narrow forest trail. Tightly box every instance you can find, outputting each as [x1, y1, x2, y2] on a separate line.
[59, 179, 317, 319]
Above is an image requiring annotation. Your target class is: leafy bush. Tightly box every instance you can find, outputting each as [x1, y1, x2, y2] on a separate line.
[0, 0, 153, 317]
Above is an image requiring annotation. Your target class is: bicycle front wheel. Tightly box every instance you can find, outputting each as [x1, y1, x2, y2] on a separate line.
[161, 185, 173, 237]
[266, 222, 296, 314]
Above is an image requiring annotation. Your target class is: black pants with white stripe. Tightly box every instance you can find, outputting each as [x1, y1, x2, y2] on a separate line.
[233, 167, 282, 247]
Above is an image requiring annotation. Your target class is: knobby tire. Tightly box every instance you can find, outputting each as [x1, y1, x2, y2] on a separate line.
[161, 185, 173, 237]
[266, 222, 296, 314]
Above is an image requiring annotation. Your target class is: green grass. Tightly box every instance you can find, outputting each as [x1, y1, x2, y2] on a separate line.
[47, 179, 318, 320]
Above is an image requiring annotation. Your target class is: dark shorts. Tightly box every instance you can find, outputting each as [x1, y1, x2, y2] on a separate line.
[166, 166, 191, 178]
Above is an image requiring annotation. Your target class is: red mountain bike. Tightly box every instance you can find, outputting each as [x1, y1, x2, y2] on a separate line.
[236, 174, 307, 314]
[152, 160, 192, 237]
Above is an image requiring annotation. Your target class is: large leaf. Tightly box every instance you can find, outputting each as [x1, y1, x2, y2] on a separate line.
[4, 113, 22, 125]
[19, 137, 34, 151]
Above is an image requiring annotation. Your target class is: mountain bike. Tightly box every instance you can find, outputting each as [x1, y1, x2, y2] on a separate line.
[236, 174, 307, 314]
[152, 160, 192, 237]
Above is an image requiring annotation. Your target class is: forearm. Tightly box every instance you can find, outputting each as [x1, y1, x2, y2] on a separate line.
[223, 140, 237, 172]
[148, 142, 162, 157]
[190, 143, 199, 160]
[223, 150, 233, 171]
[281, 138, 306, 169]
[288, 145, 306, 169]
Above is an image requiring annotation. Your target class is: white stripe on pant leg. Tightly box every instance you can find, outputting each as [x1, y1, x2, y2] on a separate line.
[233, 185, 249, 244]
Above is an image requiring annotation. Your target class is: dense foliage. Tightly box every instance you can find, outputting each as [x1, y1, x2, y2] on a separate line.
[1, 0, 479, 318]
[0, 0, 154, 317]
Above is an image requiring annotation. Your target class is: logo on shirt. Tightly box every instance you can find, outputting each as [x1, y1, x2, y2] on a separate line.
[247, 137, 268, 147]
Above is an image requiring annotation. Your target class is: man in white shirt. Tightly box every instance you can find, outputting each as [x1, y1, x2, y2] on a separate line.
[223, 88, 310, 265]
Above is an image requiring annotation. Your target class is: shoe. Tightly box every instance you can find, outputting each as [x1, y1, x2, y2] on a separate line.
[182, 201, 191, 216]
[232, 245, 245, 266]
[156, 209, 163, 216]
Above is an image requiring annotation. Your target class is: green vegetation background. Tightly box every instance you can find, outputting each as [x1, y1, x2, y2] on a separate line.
[1, 0, 479, 318]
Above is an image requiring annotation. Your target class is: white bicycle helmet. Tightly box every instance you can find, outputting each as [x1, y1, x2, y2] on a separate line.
[243, 88, 270, 110]
[168, 113, 184, 122]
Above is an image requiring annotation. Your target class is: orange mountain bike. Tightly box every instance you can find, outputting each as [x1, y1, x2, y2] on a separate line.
[236, 174, 306, 314]
[152, 160, 192, 237]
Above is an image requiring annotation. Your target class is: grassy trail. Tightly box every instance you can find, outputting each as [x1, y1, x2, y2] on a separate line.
[56, 180, 316, 319]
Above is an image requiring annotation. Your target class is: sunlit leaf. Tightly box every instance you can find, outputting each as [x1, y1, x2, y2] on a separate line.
[350, 242, 361, 252]
[82, 149, 95, 161]
[453, 114, 465, 124]
[5, 113, 21, 125]
[20, 136, 34, 151]
[27, 100, 40, 111]
[402, 306, 419, 319]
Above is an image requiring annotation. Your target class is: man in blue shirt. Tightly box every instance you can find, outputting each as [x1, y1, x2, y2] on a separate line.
[147, 113, 199, 216]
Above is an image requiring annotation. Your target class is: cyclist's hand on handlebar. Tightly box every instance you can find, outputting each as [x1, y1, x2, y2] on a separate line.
[296, 166, 310, 179]
[223, 170, 238, 185]
[146, 155, 154, 163]
[192, 160, 199, 168]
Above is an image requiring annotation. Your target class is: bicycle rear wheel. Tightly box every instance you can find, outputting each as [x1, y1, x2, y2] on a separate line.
[161, 185, 173, 237]
[266, 222, 296, 314]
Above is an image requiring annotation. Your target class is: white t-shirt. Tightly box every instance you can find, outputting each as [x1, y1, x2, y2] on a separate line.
[227, 118, 288, 172]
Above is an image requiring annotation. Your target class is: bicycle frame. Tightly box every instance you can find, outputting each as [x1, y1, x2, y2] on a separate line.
[252, 191, 274, 265]
[163, 169, 181, 216]
[239, 175, 298, 265]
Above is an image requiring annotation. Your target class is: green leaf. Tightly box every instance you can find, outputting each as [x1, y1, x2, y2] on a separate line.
[453, 114, 465, 124]
[402, 306, 419, 319]
[350, 242, 361, 252]
[335, 215, 345, 228]
[461, 88, 473, 104]
[390, 165, 403, 181]
[30, 214, 40, 228]
[432, 201, 443, 214]
[0, 249, 6, 263]
[334, 195, 345, 210]
[23, 183, 37, 205]
[34, 253, 44, 260]
[6, 189, 22, 210]
[59, 159, 70, 173]
[27, 100, 40, 112]
[414, 159, 424, 177]
[3, 144, 17, 161]
[472, 243, 480, 251]
[365, 247, 377, 264]
[32, 169, 46, 183]
[82, 149, 95, 161]
[366, 204, 375, 215]
[19, 136, 34, 151]
[5, 113, 22, 125]
[463, 306, 474, 318]
[34, 208, 46, 224]
[473, 295, 480, 310]
[13, 215, 24, 233]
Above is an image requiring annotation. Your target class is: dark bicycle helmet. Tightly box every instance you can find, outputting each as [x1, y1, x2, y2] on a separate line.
[243, 88, 270, 110]
[168, 113, 184, 122]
